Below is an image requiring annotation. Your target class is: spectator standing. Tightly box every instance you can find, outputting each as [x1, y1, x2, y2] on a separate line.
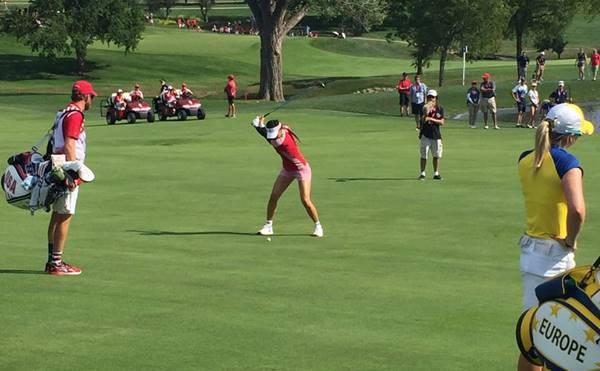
[396, 72, 411, 117]
[527, 81, 539, 128]
[418, 90, 444, 181]
[517, 51, 529, 81]
[466, 80, 480, 129]
[511, 78, 529, 128]
[535, 51, 546, 82]
[46, 80, 97, 275]
[224, 74, 237, 118]
[591, 49, 600, 81]
[576, 48, 587, 80]
[480, 73, 499, 129]
[409, 75, 428, 131]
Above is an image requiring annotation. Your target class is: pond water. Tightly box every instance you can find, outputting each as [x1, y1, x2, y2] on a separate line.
[453, 102, 600, 132]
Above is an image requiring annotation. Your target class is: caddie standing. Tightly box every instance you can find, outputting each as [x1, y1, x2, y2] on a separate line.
[516, 103, 593, 370]
[46, 80, 96, 275]
[418, 90, 444, 180]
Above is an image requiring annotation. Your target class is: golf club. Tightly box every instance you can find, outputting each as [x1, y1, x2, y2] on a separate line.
[263, 81, 327, 117]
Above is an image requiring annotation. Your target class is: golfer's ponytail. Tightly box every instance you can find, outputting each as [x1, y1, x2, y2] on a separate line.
[286, 126, 301, 143]
[534, 120, 552, 170]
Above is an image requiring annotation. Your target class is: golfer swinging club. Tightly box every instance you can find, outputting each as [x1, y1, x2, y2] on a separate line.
[251, 116, 324, 237]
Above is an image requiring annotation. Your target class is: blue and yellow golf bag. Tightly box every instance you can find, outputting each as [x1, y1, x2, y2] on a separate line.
[517, 257, 600, 370]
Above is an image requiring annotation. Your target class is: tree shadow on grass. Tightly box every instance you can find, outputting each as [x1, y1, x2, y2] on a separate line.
[329, 177, 417, 182]
[0, 269, 46, 275]
[0, 54, 102, 81]
[127, 230, 309, 237]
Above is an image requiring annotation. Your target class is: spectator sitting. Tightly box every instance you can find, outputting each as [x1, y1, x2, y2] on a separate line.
[161, 86, 177, 107]
[159, 79, 168, 94]
[114, 89, 126, 110]
[181, 83, 194, 99]
[130, 84, 144, 102]
[542, 81, 570, 116]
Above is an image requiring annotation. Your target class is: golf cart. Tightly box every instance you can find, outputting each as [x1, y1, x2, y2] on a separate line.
[101, 92, 155, 125]
[152, 90, 206, 121]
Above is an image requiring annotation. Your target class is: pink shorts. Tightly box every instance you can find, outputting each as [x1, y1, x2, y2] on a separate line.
[279, 164, 312, 182]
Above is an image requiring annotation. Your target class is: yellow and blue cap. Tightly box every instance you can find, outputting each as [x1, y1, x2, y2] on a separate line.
[546, 103, 594, 136]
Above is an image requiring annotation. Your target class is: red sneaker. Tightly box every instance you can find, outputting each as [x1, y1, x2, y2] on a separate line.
[45, 261, 82, 276]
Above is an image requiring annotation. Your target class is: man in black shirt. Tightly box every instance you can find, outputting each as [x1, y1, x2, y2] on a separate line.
[418, 90, 445, 180]
[517, 51, 529, 81]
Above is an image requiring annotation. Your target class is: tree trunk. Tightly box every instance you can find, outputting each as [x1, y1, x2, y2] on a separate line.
[259, 28, 284, 101]
[415, 55, 424, 75]
[75, 46, 87, 73]
[515, 21, 524, 77]
[247, 0, 308, 101]
[438, 47, 448, 87]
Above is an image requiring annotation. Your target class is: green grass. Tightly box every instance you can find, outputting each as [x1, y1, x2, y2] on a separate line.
[2, 25, 600, 371]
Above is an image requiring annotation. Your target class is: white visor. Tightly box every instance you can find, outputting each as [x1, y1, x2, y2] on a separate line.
[266, 123, 281, 139]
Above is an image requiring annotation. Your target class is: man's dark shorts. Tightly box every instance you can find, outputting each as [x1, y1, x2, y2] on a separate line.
[399, 94, 409, 106]
[227, 95, 235, 105]
[517, 101, 526, 113]
[411, 102, 424, 116]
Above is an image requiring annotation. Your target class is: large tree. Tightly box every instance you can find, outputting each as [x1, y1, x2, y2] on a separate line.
[2, 0, 145, 72]
[146, 0, 177, 19]
[199, 0, 212, 23]
[506, 0, 576, 59]
[318, 0, 388, 35]
[394, 0, 509, 86]
[247, 0, 388, 101]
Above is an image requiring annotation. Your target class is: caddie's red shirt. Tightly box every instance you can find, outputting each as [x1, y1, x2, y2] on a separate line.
[63, 103, 84, 139]
[592, 53, 600, 66]
[397, 79, 411, 94]
[271, 127, 307, 171]
[226, 80, 237, 97]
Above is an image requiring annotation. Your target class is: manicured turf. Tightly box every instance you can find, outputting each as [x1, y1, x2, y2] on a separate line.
[1, 26, 600, 371]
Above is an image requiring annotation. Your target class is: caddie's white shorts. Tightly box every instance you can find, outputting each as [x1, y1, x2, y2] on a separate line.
[52, 187, 79, 215]
[519, 234, 575, 310]
[420, 137, 443, 159]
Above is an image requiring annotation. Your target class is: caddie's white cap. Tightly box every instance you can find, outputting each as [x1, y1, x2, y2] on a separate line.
[546, 103, 595, 136]
[427, 89, 438, 97]
[265, 120, 282, 139]
[541, 51, 545, 55]
[558, 80, 565, 86]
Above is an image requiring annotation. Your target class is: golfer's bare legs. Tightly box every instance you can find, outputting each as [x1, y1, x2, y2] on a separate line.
[48, 212, 72, 254]
[298, 179, 319, 222]
[267, 174, 294, 220]
[528, 106, 537, 126]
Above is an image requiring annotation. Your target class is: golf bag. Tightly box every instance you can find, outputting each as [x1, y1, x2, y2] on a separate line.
[516, 257, 600, 370]
[1, 151, 69, 214]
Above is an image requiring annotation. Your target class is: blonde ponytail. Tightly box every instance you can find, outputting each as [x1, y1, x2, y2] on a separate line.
[534, 120, 552, 170]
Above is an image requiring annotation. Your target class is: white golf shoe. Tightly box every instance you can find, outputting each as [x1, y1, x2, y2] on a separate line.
[258, 223, 273, 236]
[312, 224, 324, 238]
